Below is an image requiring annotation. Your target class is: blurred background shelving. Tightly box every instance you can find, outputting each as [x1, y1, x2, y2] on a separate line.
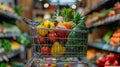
[88, 42, 120, 53]
[84, 0, 120, 66]
[0, 0, 120, 67]
[0, 0, 31, 67]
[0, 10, 21, 20]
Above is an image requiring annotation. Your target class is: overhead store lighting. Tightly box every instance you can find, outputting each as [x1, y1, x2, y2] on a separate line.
[50, 0, 77, 6]
[78, 0, 82, 2]
[71, 4, 76, 9]
[39, 0, 42, 1]
[44, 3, 49, 8]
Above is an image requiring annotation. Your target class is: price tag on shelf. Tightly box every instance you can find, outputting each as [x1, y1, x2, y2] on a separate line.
[0, 33, 4, 37]
[2, 55, 9, 62]
[102, 44, 110, 50]
[117, 47, 120, 52]
[0, 57, 3, 62]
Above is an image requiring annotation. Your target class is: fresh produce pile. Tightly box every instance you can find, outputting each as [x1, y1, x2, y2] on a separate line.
[0, 22, 21, 33]
[85, 2, 120, 27]
[0, 4, 14, 13]
[0, 39, 21, 52]
[86, 49, 120, 67]
[110, 28, 120, 46]
[35, 8, 87, 56]
[97, 54, 120, 67]
[103, 28, 120, 46]
[0, 62, 24, 67]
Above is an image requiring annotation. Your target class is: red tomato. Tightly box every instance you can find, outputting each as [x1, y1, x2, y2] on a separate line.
[48, 32, 57, 43]
[114, 2, 120, 9]
[104, 60, 111, 66]
[98, 56, 106, 63]
[55, 25, 68, 37]
[41, 46, 51, 55]
[34, 38, 39, 44]
[113, 60, 119, 66]
[96, 61, 104, 67]
[40, 37, 46, 44]
[108, 11, 116, 17]
[34, 36, 46, 44]
[106, 54, 116, 62]
[55, 25, 68, 43]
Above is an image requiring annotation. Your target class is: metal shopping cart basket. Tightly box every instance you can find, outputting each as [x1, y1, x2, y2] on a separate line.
[23, 18, 94, 67]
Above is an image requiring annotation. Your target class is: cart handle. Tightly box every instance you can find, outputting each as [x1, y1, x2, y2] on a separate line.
[23, 18, 32, 24]
[23, 17, 38, 25]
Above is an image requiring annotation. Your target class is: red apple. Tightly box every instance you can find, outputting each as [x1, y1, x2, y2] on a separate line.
[104, 61, 111, 66]
[113, 60, 119, 66]
[114, 2, 120, 9]
[108, 11, 116, 17]
[96, 61, 104, 67]
[106, 54, 116, 62]
[98, 56, 106, 63]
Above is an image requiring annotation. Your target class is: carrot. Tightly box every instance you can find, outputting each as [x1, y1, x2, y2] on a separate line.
[110, 28, 120, 46]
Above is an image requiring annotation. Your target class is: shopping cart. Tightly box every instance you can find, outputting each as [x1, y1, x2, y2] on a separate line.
[23, 18, 96, 67]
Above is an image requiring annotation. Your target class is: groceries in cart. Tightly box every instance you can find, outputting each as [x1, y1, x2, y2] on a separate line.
[23, 8, 88, 57]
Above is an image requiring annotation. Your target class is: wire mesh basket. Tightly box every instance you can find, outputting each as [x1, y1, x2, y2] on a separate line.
[23, 18, 88, 57]
[23, 18, 91, 67]
[31, 57, 88, 67]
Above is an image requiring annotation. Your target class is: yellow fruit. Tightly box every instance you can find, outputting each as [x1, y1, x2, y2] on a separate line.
[51, 42, 66, 56]
[36, 25, 48, 36]
[51, 64, 56, 67]
[43, 20, 55, 32]
[64, 63, 69, 67]
[58, 22, 63, 25]
[11, 41, 20, 50]
[0, 5, 14, 13]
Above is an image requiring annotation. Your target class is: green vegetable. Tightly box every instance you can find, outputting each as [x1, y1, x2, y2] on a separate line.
[73, 13, 83, 24]
[16, 33, 31, 47]
[11, 62, 24, 67]
[14, 5, 23, 16]
[1, 40, 12, 51]
[103, 30, 113, 44]
[0, 62, 7, 67]
[59, 8, 73, 22]
[98, 7, 114, 17]
[66, 13, 87, 55]
[0, 22, 21, 33]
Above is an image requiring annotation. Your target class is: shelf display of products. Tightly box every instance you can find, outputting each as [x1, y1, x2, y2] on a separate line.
[85, 0, 120, 67]
[0, 4, 21, 20]
[85, 2, 120, 28]
[0, 1, 31, 67]
[0, 62, 24, 67]
[87, 49, 120, 67]
[88, 27, 120, 53]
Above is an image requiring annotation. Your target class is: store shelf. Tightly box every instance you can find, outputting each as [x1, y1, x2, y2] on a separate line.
[79, 57, 97, 67]
[33, 9, 55, 15]
[0, 50, 20, 62]
[7, 50, 20, 58]
[88, 42, 120, 53]
[0, 10, 21, 20]
[84, 0, 110, 15]
[0, 32, 21, 38]
[88, 14, 120, 28]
